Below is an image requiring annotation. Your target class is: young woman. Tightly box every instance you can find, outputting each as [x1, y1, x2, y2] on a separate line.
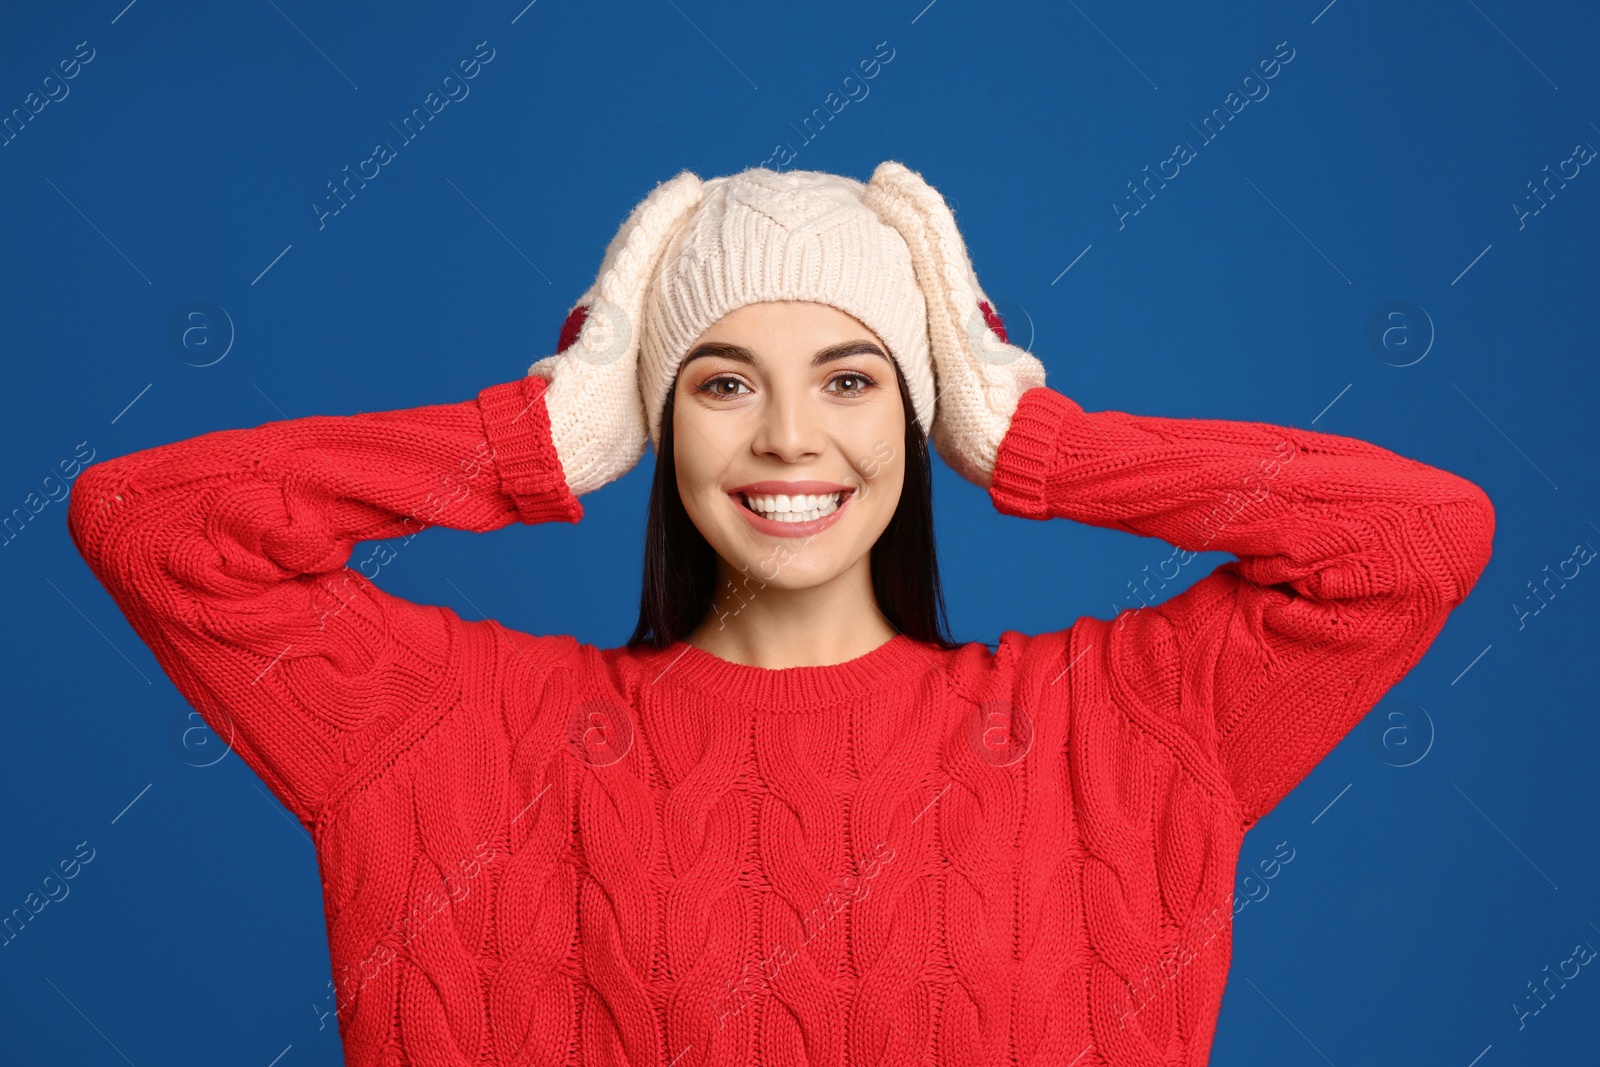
[68, 162, 1494, 1065]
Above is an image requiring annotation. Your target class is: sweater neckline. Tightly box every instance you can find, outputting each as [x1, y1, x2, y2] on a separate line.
[640, 633, 944, 712]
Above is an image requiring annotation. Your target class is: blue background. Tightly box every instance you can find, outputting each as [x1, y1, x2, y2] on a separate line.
[3, 1, 1597, 1063]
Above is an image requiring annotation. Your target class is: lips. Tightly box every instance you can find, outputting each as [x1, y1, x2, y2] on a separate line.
[726, 480, 856, 538]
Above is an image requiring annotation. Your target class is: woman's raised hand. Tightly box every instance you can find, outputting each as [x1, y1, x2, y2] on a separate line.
[863, 161, 1047, 489]
[525, 298, 651, 498]
[926, 296, 1048, 490]
[526, 170, 706, 497]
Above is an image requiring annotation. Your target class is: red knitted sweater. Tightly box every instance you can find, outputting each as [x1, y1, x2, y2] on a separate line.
[66, 376, 1494, 1066]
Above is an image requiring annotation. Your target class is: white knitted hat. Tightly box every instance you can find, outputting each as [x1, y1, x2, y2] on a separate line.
[529, 161, 1038, 492]
[636, 168, 934, 448]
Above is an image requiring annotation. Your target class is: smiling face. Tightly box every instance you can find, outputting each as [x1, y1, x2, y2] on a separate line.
[671, 300, 907, 595]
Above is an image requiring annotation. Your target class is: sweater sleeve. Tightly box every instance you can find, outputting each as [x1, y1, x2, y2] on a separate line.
[66, 374, 582, 828]
[989, 386, 1495, 831]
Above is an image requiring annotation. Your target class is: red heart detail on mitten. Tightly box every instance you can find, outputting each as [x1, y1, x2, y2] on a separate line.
[977, 300, 1009, 344]
[557, 304, 589, 354]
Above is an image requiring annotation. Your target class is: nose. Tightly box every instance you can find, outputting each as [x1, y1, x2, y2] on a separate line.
[750, 382, 824, 463]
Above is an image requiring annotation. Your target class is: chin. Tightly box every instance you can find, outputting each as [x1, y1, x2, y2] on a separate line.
[725, 540, 851, 587]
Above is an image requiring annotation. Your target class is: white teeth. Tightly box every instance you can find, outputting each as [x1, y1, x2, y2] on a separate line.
[741, 491, 843, 522]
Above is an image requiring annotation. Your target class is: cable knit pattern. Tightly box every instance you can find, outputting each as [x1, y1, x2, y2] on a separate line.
[65, 375, 1494, 1066]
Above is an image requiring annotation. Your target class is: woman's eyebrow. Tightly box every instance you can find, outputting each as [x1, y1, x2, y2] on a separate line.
[680, 339, 890, 370]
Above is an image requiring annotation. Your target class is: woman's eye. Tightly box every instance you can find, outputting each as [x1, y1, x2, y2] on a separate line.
[701, 376, 749, 398]
[828, 373, 874, 395]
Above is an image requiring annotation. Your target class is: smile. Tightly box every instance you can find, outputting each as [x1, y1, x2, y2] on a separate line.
[741, 491, 842, 522]
[726, 481, 854, 538]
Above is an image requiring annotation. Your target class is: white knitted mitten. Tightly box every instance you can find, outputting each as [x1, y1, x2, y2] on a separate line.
[863, 162, 1047, 489]
[527, 170, 706, 497]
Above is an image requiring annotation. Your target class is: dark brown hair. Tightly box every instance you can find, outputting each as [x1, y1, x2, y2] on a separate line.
[626, 357, 958, 650]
